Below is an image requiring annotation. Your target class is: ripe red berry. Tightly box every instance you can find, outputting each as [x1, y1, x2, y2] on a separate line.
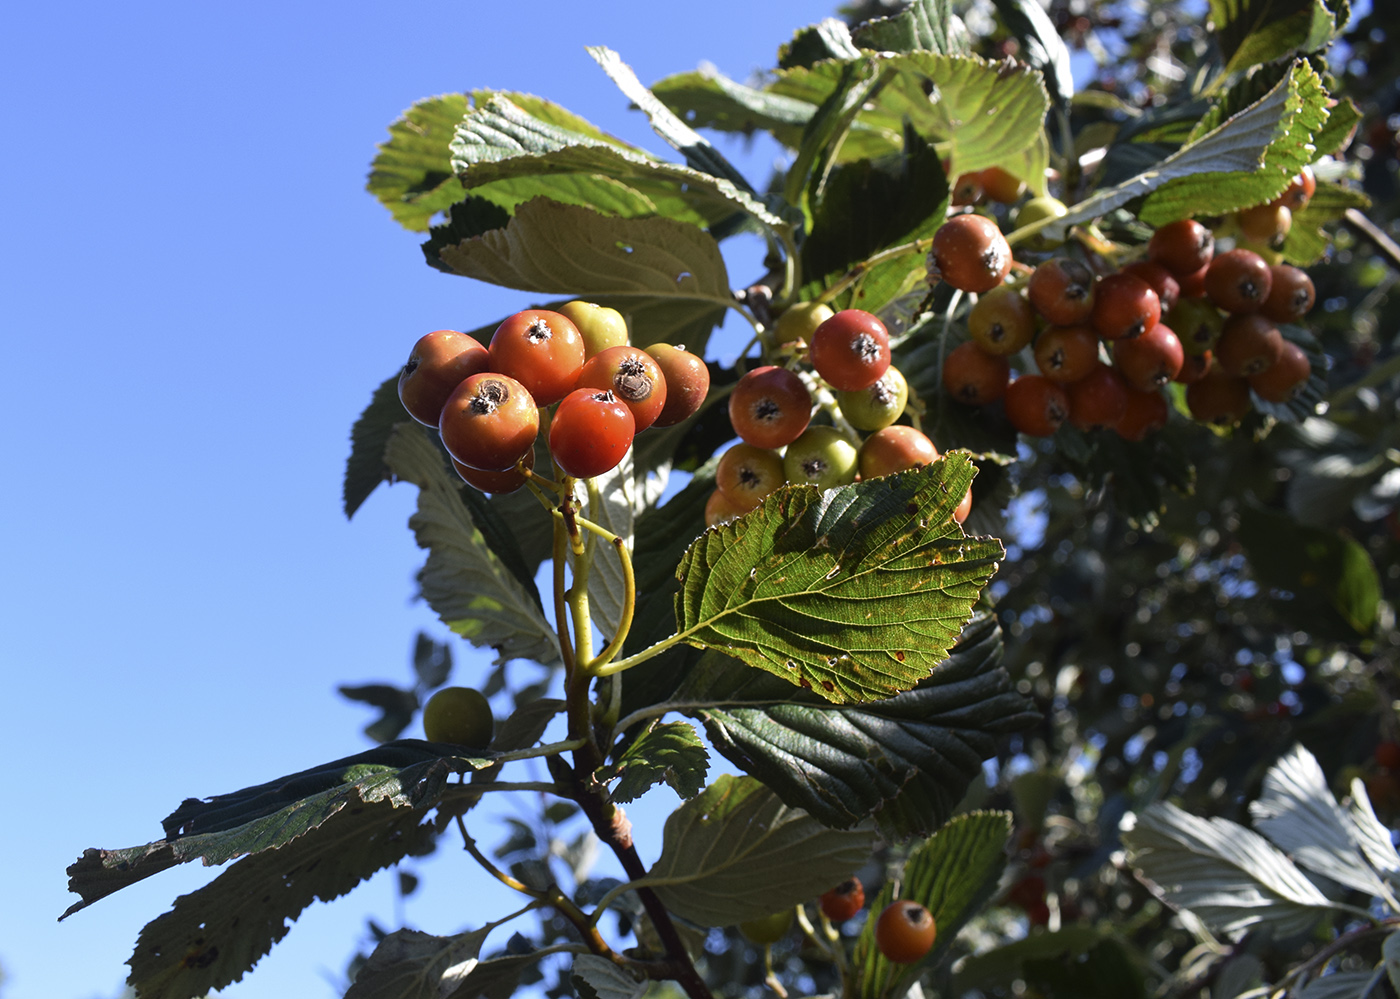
[646, 343, 710, 427]
[810, 309, 892, 391]
[977, 166, 1026, 205]
[1034, 324, 1100, 383]
[943, 342, 1010, 406]
[1260, 264, 1316, 323]
[1065, 364, 1130, 431]
[1236, 203, 1292, 246]
[439, 373, 540, 472]
[1270, 164, 1316, 212]
[954, 485, 973, 524]
[729, 366, 812, 448]
[1173, 350, 1213, 385]
[452, 447, 534, 495]
[1092, 272, 1161, 341]
[1028, 258, 1096, 325]
[875, 901, 937, 964]
[1005, 375, 1070, 437]
[704, 487, 748, 528]
[548, 389, 636, 479]
[930, 214, 1012, 293]
[398, 330, 491, 428]
[1121, 260, 1181, 313]
[1248, 339, 1312, 403]
[858, 425, 939, 479]
[715, 443, 786, 511]
[1148, 219, 1215, 276]
[1113, 322, 1184, 391]
[1205, 249, 1273, 314]
[575, 345, 668, 431]
[820, 878, 865, 923]
[488, 309, 587, 407]
[1216, 314, 1284, 377]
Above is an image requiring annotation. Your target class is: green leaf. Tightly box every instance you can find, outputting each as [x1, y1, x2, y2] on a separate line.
[671, 455, 1004, 704]
[587, 47, 759, 198]
[785, 58, 889, 230]
[1020, 938, 1147, 999]
[1237, 505, 1380, 635]
[413, 631, 454, 689]
[770, 52, 1050, 181]
[344, 373, 410, 518]
[992, 0, 1074, 109]
[691, 612, 1036, 836]
[1347, 778, 1400, 878]
[1298, 972, 1378, 999]
[853, 812, 1014, 999]
[338, 683, 418, 744]
[650, 68, 897, 162]
[1122, 800, 1336, 939]
[1385, 930, 1400, 999]
[344, 925, 518, 999]
[367, 95, 469, 232]
[1139, 62, 1330, 224]
[598, 720, 709, 803]
[1209, 0, 1337, 79]
[1281, 180, 1371, 265]
[449, 94, 783, 231]
[384, 424, 561, 667]
[800, 128, 949, 315]
[571, 954, 647, 999]
[1314, 96, 1361, 157]
[1020, 63, 1324, 243]
[953, 926, 1107, 992]
[1248, 744, 1396, 900]
[851, 0, 972, 56]
[633, 774, 875, 927]
[778, 18, 864, 70]
[429, 199, 733, 348]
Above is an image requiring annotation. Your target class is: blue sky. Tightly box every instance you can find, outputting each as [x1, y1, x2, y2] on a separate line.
[0, 3, 836, 997]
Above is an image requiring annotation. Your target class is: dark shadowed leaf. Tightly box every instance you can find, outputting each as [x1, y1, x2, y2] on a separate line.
[344, 374, 409, 519]
[690, 612, 1035, 836]
[571, 955, 646, 999]
[669, 454, 1004, 704]
[992, 0, 1074, 109]
[413, 632, 454, 690]
[338, 683, 419, 744]
[634, 775, 875, 926]
[1209, 0, 1337, 79]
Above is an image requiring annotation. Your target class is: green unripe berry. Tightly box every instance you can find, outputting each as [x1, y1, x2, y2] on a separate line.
[837, 366, 909, 431]
[422, 687, 494, 749]
[774, 302, 835, 345]
[739, 909, 794, 945]
[1012, 196, 1068, 251]
[557, 301, 629, 359]
[783, 426, 858, 489]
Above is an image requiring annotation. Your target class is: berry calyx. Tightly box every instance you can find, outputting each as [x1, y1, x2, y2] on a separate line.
[576, 345, 668, 431]
[838, 366, 909, 431]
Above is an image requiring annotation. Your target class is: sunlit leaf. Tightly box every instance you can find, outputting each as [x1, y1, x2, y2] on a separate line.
[670, 455, 1003, 704]
[634, 775, 875, 927]
[367, 94, 469, 232]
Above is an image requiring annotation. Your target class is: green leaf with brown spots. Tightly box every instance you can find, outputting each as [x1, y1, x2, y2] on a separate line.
[669, 454, 1003, 704]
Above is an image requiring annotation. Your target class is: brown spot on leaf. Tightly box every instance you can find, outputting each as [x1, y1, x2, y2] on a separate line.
[895, 651, 906, 662]
[799, 677, 812, 690]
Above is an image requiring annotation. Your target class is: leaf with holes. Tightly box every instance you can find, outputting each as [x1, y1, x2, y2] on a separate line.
[384, 424, 561, 667]
[667, 454, 1003, 704]
[632, 774, 875, 927]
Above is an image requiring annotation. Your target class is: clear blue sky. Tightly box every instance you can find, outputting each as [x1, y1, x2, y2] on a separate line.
[0, 3, 837, 997]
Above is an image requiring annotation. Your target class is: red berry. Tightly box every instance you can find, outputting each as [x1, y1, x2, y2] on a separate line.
[977, 166, 1026, 205]
[439, 373, 540, 472]
[548, 389, 636, 479]
[1028, 258, 1096, 326]
[1376, 741, 1400, 771]
[1186, 370, 1252, 425]
[1236, 203, 1292, 245]
[969, 285, 1036, 356]
[943, 342, 1010, 406]
[1113, 322, 1184, 391]
[930, 214, 1012, 293]
[858, 426, 939, 479]
[1148, 219, 1214, 276]
[1092, 272, 1161, 341]
[819, 878, 865, 923]
[1005, 375, 1070, 437]
[1116, 388, 1170, 441]
[1173, 350, 1213, 385]
[810, 309, 892, 390]
[1121, 260, 1181, 313]
[704, 487, 748, 527]
[1034, 324, 1100, 383]
[398, 330, 491, 428]
[488, 309, 587, 407]
[1066, 364, 1130, 431]
[1270, 165, 1316, 212]
[1205, 249, 1273, 314]
[1215, 314, 1284, 377]
[715, 443, 786, 511]
[875, 901, 937, 964]
[452, 447, 534, 494]
[575, 345, 668, 431]
[1248, 339, 1311, 403]
[1260, 264, 1316, 323]
[729, 366, 812, 448]
[646, 343, 710, 427]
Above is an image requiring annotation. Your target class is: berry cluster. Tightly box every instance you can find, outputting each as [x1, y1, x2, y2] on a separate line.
[708, 307, 973, 527]
[929, 168, 1319, 440]
[397, 302, 709, 493]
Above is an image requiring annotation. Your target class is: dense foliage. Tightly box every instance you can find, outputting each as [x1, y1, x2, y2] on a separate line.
[64, 2, 1400, 998]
